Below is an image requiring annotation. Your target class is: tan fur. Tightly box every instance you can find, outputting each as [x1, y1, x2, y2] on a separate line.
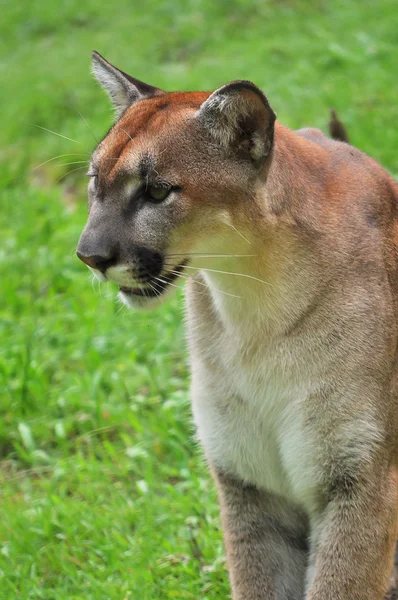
[77, 52, 398, 599]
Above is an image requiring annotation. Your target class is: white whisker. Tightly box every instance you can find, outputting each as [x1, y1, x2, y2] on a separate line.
[74, 107, 99, 145]
[154, 276, 181, 291]
[35, 125, 82, 145]
[56, 166, 88, 183]
[168, 270, 242, 299]
[33, 153, 90, 171]
[192, 277, 241, 298]
[165, 264, 273, 287]
[227, 222, 251, 245]
[115, 298, 126, 315]
[147, 280, 162, 298]
[120, 128, 134, 142]
[57, 161, 89, 167]
[166, 253, 255, 259]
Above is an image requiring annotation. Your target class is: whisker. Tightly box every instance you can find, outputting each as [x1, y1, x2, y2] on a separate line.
[227, 222, 251, 245]
[74, 107, 99, 145]
[32, 153, 90, 171]
[170, 270, 241, 299]
[90, 273, 100, 296]
[147, 280, 162, 299]
[192, 277, 241, 299]
[120, 128, 134, 142]
[56, 165, 88, 183]
[165, 263, 273, 287]
[98, 277, 104, 299]
[56, 161, 89, 167]
[154, 276, 181, 291]
[115, 298, 126, 315]
[35, 125, 82, 145]
[166, 253, 255, 258]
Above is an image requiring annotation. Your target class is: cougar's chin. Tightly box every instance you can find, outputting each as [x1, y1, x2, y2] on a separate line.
[118, 261, 187, 310]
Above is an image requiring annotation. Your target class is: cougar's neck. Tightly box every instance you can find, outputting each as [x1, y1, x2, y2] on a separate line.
[193, 123, 327, 335]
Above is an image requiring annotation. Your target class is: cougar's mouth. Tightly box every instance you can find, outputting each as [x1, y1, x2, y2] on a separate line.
[119, 261, 187, 298]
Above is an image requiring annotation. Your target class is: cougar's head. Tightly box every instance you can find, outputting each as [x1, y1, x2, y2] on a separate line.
[77, 52, 276, 308]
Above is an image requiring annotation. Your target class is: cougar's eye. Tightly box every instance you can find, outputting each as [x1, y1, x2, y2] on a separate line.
[87, 172, 98, 187]
[147, 185, 172, 203]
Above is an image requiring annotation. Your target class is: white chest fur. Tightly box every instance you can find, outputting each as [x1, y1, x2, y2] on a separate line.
[188, 296, 320, 514]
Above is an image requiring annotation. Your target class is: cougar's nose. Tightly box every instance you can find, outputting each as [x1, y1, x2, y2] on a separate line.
[76, 249, 118, 272]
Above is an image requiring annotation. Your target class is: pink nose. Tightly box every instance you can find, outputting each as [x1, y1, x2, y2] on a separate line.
[76, 251, 117, 272]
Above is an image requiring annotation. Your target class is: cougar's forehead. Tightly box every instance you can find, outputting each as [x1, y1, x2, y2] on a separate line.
[91, 92, 211, 185]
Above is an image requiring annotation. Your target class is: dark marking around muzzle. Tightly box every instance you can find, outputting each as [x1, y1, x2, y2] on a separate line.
[135, 246, 164, 280]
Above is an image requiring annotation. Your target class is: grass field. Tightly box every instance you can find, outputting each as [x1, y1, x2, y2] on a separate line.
[1, 1, 397, 598]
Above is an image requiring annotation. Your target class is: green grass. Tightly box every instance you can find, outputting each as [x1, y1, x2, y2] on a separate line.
[1, 0, 397, 597]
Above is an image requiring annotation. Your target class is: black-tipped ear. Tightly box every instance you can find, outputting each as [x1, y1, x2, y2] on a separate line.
[197, 81, 276, 164]
[91, 51, 164, 117]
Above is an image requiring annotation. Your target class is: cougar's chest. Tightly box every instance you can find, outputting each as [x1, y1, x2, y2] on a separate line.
[190, 322, 318, 511]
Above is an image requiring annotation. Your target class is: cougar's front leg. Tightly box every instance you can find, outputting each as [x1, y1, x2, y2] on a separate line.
[213, 469, 309, 600]
[306, 464, 398, 600]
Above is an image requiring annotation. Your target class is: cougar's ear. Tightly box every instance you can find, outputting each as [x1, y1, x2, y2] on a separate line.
[197, 81, 276, 164]
[91, 51, 164, 116]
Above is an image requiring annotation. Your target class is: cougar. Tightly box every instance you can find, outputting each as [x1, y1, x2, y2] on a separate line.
[77, 51, 398, 599]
